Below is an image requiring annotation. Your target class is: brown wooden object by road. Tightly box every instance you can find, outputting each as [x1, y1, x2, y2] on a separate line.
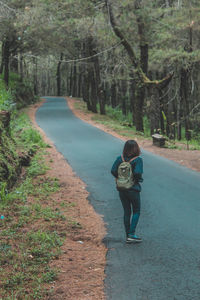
[152, 134, 166, 147]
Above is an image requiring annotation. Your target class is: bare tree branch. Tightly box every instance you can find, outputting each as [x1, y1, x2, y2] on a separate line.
[105, 0, 139, 70]
[105, 0, 174, 88]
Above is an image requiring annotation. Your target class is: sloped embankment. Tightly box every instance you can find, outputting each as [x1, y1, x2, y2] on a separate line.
[0, 111, 20, 188]
[0, 76, 37, 189]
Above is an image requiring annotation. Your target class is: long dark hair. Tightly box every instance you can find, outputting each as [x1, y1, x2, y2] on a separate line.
[123, 140, 141, 158]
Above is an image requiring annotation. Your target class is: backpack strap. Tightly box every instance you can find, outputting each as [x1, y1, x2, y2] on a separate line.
[121, 155, 138, 163]
[129, 156, 138, 163]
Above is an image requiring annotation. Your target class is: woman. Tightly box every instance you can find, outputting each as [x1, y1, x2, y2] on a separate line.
[111, 140, 143, 243]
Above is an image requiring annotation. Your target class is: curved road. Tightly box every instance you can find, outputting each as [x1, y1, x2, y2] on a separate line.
[36, 97, 200, 300]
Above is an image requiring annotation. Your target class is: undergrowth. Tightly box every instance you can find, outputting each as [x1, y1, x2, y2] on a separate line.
[74, 101, 151, 139]
[0, 79, 14, 111]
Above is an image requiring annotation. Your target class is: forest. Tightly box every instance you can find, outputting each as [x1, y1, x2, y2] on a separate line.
[1, 1, 200, 299]
[1, 0, 200, 143]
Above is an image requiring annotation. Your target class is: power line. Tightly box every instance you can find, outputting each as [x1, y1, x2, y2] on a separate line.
[22, 41, 122, 64]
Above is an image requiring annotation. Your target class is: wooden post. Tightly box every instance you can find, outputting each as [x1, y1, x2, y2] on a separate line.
[152, 133, 166, 147]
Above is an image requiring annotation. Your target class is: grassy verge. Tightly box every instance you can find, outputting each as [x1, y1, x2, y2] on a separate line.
[73, 100, 200, 150]
[0, 112, 78, 299]
[73, 100, 148, 138]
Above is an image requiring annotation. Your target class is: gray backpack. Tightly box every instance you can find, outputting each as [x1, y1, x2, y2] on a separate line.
[116, 155, 138, 190]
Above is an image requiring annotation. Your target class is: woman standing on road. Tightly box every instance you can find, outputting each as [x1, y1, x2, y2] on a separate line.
[111, 140, 143, 243]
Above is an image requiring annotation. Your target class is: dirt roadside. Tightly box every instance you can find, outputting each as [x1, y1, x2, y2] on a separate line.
[67, 97, 200, 173]
[27, 100, 106, 300]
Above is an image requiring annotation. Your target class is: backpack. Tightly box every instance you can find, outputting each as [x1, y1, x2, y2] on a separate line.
[116, 155, 138, 191]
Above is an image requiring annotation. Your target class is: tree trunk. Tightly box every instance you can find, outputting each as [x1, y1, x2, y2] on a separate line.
[0, 42, 5, 75]
[10, 53, 18, 73]
[103, 81, 110, 106]
[111, 80, 117, 108]
[177, 0, 182, 8]
[33, 57, 38, 95]
[77, 67, 82, 98]
[177, 88, 182, 140]
[88, 37, 105, 115]
[81, 41, 90, 106]
[86, 37, 98, 113]
[83, 72, 90, 103]
[159, 90, 165, 134]
[72, 62, 77, 97]
[135, 3, 149, 131]
[90, 67, 97, 113]
[69, 64, 73, 96]
[19, 53, 23, 82]
[95, 61, 105, 115]
[66, 63, 71, 95]
[119, 67, 128, 116]
[135, 86, 145, 132]
[148, 85, 160, 134]
[180, 68, 191, 140]
[87, 68, 93, 111]
[168, 96, 176, 139]
[129, 75, 136, 126]
[99, 88, 106, 115]
[47, 70, 51, 95]
[56, 53, 63, 96]
[3, 39, 10, 86]
[165, 110, 170, 137]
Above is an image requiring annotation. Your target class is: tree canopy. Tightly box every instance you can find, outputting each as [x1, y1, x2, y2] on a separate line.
[1, 0, 200, 140]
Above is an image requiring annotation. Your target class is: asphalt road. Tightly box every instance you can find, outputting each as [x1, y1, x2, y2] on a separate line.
[36, 97, 200, 300]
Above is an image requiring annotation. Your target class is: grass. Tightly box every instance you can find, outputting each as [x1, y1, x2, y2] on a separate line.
[0, 160, 63, 299]
[74, 99, 200, 150]
[11, 112, 48, 150]
[74, 101, 152, 141]
[0, 112, 81, 299]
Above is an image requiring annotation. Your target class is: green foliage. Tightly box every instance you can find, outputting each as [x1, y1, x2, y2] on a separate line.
[7, 73, 21, 90]
[12, 80, 36, 109]
[0, 182, 8, 204]
[27, 153, 48, 177]
[105, 105, 132, 125]
[21, 128, 46, 148]
[1, 72, 36, 110]
[143, 115, 151, 137]
[0, 79, 14, 111]
[29, 229, 62, 247]
[11, 112, 47, 150]
[41, 268, 58, 283]
[0, 128, 19, 187]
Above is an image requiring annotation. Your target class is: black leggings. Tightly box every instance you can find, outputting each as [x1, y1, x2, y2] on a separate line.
[119, 190, 141, 236]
